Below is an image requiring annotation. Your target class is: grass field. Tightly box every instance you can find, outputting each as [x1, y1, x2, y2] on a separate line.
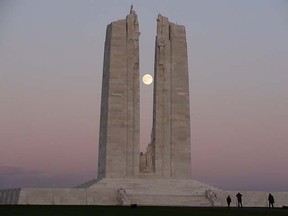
[1, 205, 288, 216]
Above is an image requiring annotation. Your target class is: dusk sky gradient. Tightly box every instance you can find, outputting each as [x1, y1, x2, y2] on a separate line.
[1, 0, 288, 191]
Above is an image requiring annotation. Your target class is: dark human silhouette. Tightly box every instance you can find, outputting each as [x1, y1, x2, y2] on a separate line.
[226, 195, 232, 207]
[236, 192, 243, 208]
[268, 193, 275, 208]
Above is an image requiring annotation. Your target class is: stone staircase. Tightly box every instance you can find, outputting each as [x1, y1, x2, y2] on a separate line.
[125, 192, 211, 206]
[88, 178, 221, 206]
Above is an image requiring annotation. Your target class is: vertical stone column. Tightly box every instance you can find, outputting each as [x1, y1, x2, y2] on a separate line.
[170, 23, 191, 178]
[98, 8, 140, 179]
[125, 9, 140, 177]
[151, 15, 172, 178]
[150, 15, 191, 179]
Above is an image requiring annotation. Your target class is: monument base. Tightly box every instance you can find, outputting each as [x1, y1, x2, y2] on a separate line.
[0, 178, 220, 206]
[1, 179, 288, 207]
[85, 178, 222, 206]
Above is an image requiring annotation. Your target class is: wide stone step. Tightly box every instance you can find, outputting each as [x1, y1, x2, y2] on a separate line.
[127, 193, 212, 206]
[90, 178, 218, 190]
[89, 178, 219, 195]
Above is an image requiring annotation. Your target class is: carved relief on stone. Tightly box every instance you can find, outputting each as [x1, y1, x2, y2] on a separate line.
[157, 14, 164, 35]
[157, 36, 166, 47]
[118, 188, 131, 205]
[157, 45, 165, 66]
[128, 38, 139, 57]
[139, 143, 154, 173]
[157, 35, 165, 66]
[128, 7, 140, 40]
[133, 63, 139, 75]
[127, 5, 140, 61]
[205, 189, 218, 206]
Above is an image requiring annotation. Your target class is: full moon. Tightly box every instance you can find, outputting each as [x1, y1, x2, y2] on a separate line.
[142, 74, 153, 85]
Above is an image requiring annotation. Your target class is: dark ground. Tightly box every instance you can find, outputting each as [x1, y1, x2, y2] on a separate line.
[1, 205, 287, 216]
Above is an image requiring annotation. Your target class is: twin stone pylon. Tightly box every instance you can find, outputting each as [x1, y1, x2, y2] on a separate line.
[98, 8, 191, 180]
[0, 9, 215, 207]
[2, 9, 287, 207]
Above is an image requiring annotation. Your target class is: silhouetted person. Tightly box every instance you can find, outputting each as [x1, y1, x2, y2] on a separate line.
[226, 195, 232, 207]
[268, 193, 275, 208]
[236, 192, 243, 208]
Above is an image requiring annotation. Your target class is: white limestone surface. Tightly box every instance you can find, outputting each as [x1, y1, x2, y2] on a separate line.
[1, 179, 288, 207]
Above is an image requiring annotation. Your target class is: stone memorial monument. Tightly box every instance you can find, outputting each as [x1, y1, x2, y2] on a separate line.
[1, 7, 287, 207]
[98, 8, 191, 180]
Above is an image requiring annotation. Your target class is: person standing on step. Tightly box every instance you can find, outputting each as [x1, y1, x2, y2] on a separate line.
[236, 192, 243, 208]
[268, 193, 275, 208]
[226, 195, 232, 207]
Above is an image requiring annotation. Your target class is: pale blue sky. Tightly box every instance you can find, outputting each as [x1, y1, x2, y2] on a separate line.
[0, 0, 288, 191]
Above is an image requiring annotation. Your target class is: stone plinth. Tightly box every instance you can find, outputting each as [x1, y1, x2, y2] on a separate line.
[2, 180, 288, 207]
